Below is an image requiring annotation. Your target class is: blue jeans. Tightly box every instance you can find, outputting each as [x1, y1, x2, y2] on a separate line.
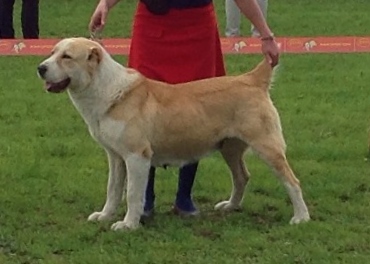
[144, 162, 199, 213]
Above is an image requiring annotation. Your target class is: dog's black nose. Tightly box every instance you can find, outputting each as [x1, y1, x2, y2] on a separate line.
[37, 64, 47, 77]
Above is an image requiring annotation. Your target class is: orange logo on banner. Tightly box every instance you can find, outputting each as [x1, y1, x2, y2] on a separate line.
[0, 41, 11, 52]
[357, 38, 370, 48]
[287, 39, 304, 48]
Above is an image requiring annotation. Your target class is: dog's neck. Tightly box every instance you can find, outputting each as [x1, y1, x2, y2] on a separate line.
[67, 52, 139, 129]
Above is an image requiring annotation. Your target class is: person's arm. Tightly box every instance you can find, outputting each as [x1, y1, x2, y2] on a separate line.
[89, 0, 121, 32]
[234, 0, 279, 67]
[234, 0, 272, 38]
[101, 0, 121, 10]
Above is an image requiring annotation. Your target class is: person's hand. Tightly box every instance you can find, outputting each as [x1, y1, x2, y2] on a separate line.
[89, 1, 109, 33]
[261, 37, 280, 67]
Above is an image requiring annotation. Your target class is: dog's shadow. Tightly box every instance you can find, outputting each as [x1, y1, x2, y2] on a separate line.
[140, 202, 286, 236]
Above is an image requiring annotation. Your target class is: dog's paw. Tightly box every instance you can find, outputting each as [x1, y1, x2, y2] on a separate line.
[289, 213, 310, 225]
[87, 211, 113, 222]
[111, 220, 140, 231]
[214, 201, 241, 211]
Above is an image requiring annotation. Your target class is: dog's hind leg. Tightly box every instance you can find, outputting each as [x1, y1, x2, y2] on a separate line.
[88, 148, 126, 222]
[215, 138, 250, 211]
[248, 131, 310, 224]
[111, 153, 151, 231]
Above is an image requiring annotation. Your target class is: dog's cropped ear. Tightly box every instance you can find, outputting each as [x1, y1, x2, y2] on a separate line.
[88, 47, 102, 64]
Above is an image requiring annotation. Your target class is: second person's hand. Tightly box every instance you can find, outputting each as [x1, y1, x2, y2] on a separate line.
[261, 37, 280, 67]
[89, 1, 109, 33]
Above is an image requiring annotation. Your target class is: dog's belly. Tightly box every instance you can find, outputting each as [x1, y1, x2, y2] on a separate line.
[150, 139, 223, 167]
[150, 151, 214, 168]
[151, 157, 196, 168]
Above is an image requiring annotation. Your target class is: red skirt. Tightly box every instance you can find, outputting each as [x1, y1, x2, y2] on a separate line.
[128, 2, 226, 84]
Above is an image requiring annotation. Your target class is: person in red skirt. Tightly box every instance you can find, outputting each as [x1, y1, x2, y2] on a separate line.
[89, 0, 279, 218]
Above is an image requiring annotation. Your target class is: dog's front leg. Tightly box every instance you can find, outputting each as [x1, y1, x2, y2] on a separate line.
[88, 149, 126, 222]
[111, 153, 150, 231]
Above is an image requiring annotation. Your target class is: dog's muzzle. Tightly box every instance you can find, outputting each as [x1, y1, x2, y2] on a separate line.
[37, 63, 71, 93]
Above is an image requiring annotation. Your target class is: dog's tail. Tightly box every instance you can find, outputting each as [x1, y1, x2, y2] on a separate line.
[245, 59, 276, 91]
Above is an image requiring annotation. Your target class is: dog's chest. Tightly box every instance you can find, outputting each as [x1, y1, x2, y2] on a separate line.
[88, 118, 126, 151]
[69, 95, 126, 149]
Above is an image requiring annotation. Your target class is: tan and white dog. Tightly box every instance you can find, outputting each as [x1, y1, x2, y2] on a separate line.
[37, 38, 310, 231]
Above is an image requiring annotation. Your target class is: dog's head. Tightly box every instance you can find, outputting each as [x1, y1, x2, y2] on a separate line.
[37, 37, 103, 93]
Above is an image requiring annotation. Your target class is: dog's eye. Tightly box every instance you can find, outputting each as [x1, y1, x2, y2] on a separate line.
[61, 54, 72, 59]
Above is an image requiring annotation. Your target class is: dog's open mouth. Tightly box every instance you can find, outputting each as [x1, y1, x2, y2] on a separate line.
[45, 78, 71, 93]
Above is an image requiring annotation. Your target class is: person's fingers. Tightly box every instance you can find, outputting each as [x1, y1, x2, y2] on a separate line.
[89, 5, 108, 32]
[262, 41, 280, 67]
[100, 10, 107, 27]
[264, 53, 273, 66]
[89, 12, 99, 31]
[88, 18, 95, 32]
[89, 17, 104, 33]
[270, 52, 279, 67]
[93, 23, 104, 33]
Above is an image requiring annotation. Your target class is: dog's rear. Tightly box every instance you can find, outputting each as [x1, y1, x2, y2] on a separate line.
[214, 60, 310, 225]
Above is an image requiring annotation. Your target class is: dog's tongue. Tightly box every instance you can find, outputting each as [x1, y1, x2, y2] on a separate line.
[45, 82, 54, 90]
[45, 78, 71, 93]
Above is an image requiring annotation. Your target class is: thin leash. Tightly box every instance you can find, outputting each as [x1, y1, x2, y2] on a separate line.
[89, 30, 104, 46]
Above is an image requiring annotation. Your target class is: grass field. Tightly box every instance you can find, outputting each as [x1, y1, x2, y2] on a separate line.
[1, 0, 370, 263]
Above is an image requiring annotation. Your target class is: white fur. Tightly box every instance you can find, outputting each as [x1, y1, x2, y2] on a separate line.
[88, 149, 126, 222]
[68, 47, 145, 230]
[67, 50, 138, 142]
[39, 39, 146, 230]
[111, 154, 150, 230]
[284, 182, 310, 224]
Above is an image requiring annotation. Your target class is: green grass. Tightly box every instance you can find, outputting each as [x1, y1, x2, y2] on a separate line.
[1, 0, 370, 263]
